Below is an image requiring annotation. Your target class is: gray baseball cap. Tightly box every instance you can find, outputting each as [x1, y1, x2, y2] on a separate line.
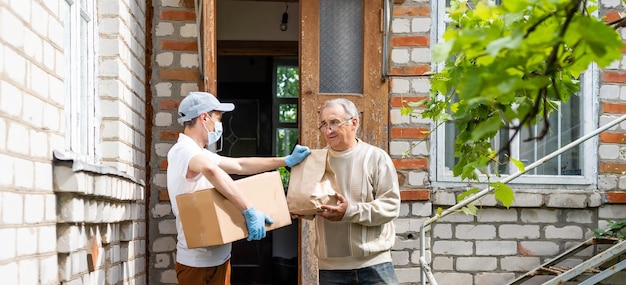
[177, 92, 235, 123]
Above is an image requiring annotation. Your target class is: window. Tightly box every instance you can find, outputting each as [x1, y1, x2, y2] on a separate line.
[300, 0, 388, 150]
[432, 0, 596, 185]
[273, 58, 299, 186]
[64, 0, 99, 162]
[319, 0, 363, 94]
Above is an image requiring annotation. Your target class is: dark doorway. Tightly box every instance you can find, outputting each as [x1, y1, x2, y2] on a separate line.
[217, 55, 299, 285]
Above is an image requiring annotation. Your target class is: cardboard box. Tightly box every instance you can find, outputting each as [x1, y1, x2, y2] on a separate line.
[176, 171, 292, 248]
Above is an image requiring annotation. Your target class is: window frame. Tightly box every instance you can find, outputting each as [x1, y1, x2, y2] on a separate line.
[272, 57, 299, 157]
[430, 0, 598, 187]
[64, 0, 100, 163]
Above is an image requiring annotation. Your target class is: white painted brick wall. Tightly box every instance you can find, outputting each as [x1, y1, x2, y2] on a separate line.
[153, 236, 176, 252]
[392, 250, 410, 266]
[180, 53, 199, 67]
[23, 194, 45, 223]
[475, 241, 517, 256]
[545, 193, 589, 208]
[544, 225, 584, 239]
[411, 78, 430, 94]
[432, 240, 473, 255]
[389, 109, 410, 125]
[566, 210, 593, 223]
[156, 22, 174, 36]
[520, 209, 559, 223]
[392, 18, 410, 33]
[391, 78, 410, 93]
[519, 241, 560, 256]
[97, 0, 147, 180]
[155, 82, 173, 97]
[433, 272, 472, 284]
[601, 0, 623, 8]
[160, 269, 178, 283]
[457, 257, 497, 271]
[408, 171, 427, 186]
[158, 219, 177, 235]
[600, 175, 619, 190]
[156, 52, 174, 67]
[394, 235, 423, 251]
[391, 49, 410, 64]
[155, 112, 173, 126]
[455, 224, 496, 239]
[499, 224, 540, 239]
[600, 144, 620, 159]
[411, 18, 431, 33]
[500, 256, 541, 271]
[154, 253, 171, 268]
[410, 47, 431, 63]
[0, 0, 146, 285]
[475, 273, 516, 285]
[181, 82, 198, 95]
[411, 201, 432, 216]
[600, 84, 620, 99]
[0, 228, 16, 261]
[432, 256, 453, 270]
[2, 191, 23, 224]
[433, 223, 452, 239]
[389, 141, 410, 156]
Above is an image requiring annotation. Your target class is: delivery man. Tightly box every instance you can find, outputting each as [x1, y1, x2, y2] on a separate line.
[167, 91, 310, 285]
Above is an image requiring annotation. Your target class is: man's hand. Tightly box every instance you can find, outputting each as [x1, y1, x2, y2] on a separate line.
[285, 144, 311, 167]
[319, 193, 348, 221]
[242, 207, 274, 241]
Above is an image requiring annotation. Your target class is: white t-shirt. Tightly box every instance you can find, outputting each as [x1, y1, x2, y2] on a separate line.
[167, 133, 231, 267]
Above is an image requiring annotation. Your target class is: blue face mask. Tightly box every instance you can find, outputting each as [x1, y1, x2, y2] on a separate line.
[208, 120, 223, 145]
[202, 114, 224, 150]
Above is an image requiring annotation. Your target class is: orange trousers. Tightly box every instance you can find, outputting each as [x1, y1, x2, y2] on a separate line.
[175, 259, 231, 285]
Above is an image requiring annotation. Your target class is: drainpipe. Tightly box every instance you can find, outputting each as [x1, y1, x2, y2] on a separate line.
[382, 0, 392, 82]
[419, 114, 626, 285]
[194, 0, 204, 81]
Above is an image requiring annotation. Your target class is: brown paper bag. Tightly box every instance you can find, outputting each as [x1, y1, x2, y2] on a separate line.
[286, 149, 339, 215]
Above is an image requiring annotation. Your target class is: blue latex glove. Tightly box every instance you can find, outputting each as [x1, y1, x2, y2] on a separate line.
[285, 144, 311, 168]
[242, 206, 274, 241]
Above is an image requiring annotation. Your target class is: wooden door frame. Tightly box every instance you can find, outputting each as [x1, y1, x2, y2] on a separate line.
[299, 1, 389, 284]
[200, 0, 217, 93]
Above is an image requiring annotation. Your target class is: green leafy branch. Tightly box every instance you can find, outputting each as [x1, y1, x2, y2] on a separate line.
[594, 219, 626, 240]
[402, 0, 623, 209]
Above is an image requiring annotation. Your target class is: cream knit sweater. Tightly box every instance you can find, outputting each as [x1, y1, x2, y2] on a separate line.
[315, 139, 401, 270]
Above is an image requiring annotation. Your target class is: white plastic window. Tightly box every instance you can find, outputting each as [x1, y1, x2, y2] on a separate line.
[64, 0, 99, 162]
[432, 0, 597, 186]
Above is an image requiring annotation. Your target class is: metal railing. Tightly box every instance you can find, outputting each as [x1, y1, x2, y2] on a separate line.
[419, 114, 626, 285]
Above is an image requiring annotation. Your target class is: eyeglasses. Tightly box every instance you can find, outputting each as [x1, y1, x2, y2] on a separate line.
[318, 118, 353, 131]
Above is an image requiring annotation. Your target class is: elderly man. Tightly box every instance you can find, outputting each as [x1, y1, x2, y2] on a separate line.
[315, 98, 401, 285]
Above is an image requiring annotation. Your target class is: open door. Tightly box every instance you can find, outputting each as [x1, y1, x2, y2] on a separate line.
[198, 0, 388, 284]
[198, 1, 302, 284]
[299, 0, 389, 283]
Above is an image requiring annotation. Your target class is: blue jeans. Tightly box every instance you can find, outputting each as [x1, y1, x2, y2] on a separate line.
[319, 262, 399, 285]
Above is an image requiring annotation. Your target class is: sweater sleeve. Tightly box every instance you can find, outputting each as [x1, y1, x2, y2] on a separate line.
[342, 148, 401, 226]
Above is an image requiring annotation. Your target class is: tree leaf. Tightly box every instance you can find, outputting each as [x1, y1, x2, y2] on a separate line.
[575, 16, 623, 67]
[510, 156, 525, 172]
[470, 114, 502, 141]
[493, 182, 514, 208]
[485, 33, 523, 56]
[457, 187, 480, 202]
[461, 204, 478, 216]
